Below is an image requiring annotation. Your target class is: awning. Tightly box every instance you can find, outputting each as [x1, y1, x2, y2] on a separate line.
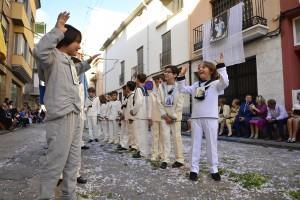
[0, 29, 7, 63]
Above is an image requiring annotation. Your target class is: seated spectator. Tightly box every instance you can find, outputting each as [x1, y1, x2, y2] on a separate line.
[249, 95, 268, 139]
[0, 102, 15, 130]
[287, 92, 300, 143]
[235, 95, 254, 137]
[218, 97, 230, 135]
[19, 108, 30, 127]
[266, 99, 288, 142]
[225, 99, 240, 136]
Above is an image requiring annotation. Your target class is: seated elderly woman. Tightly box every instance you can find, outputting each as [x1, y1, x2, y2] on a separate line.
[287, 92, 300, 143]
[218, 97, 230, 135]
[249, 95, 268, 139]
[225, 99, 240, 137]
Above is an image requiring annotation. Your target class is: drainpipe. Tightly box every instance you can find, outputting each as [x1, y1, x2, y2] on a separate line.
[188, 60, 192, 114]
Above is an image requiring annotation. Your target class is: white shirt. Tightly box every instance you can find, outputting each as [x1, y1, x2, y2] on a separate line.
[177, 67, 229, 119]
[108, 100, 122, 120]
[131, 87, 149, 120]
[99, 103, 108, 119]
[84, 96, 100, 117]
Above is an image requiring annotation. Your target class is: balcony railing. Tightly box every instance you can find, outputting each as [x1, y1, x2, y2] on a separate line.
[193, 24, 203, 52]
[193, 0, 267, 52]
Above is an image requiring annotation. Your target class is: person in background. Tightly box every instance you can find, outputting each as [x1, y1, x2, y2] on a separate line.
[130, 73, 151, 159]
[225, 99, 240, 137]
[287, 92, 300, 143]
[249, 95, 268, 139]
[108, 91, 122, 145]
[266, 99, 288, 142]
[235, 95, 254, 137]
[118, 85, 129, 151]
[218, 97, 230, 136]
[98, 95, 109, 143]
[84, 87, 100, 143]
[149, 76, 163, 164]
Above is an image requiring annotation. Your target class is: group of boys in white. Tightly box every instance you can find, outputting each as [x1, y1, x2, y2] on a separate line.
[85, 53, 228, 182]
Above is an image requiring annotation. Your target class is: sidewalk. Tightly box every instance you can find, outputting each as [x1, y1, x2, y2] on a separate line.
[182, 131, 300, 150]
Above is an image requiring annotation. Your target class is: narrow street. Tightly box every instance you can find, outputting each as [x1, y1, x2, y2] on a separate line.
[0, 125, 299, 200]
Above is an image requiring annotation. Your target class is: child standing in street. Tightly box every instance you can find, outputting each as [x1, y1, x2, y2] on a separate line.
[84, 87, 100, 143]
[157, 65, 185, 169]
[108, 91, 122, 144]
[177, 53, 229, 181]
[34, 12, 99, 199]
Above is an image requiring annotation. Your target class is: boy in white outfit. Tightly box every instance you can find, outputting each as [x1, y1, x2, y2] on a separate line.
[98, 95, 109, 142]
[177, 53, 228, 181]
[84, 87, 100, 143]
[149, 76, 164, 162]
[125, 81, 138, 151]
[117, 85, 129, 151]
[157, 66, 185, 169]
[108, 91, 122, 144]
[130, 73, 151, 158]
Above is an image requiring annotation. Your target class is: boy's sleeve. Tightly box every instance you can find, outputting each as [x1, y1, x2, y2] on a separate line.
[176, 76, 194, 94]
[75, 61, 91, 76]
[33, 28, 65, 68]
[216, 63, 229, 92]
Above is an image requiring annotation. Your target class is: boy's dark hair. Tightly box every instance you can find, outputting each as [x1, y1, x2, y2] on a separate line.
[165, 65, 179, 76]
[267, 99, 276, 107]
[111, 91, 118, 96]
[126, 81, 136, 91]
[122, 85, 127, 90]
[87, 87, 96, 93]
[56, 24, 82, 48]
[136, 73, 147, 83]
[99, 95, 107, 104]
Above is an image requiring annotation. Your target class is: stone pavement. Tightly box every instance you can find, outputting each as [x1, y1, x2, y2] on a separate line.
[0, 124, 299, 200]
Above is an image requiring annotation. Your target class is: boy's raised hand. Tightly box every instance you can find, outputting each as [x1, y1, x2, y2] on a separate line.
[179, 66, 188, 76]
[215, 53, 224, 64]
[56, 11, 70, 33]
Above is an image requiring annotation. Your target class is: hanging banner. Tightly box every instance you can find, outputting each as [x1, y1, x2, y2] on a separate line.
[210, 10, 229, 42]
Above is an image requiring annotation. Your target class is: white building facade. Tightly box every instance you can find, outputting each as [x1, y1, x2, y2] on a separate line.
[101, 0, 199, 98]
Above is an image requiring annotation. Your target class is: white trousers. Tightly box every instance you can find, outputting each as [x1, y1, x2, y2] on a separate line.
[151, 121, 164, 161]
[190, 118, 219, 174]
[135, 119, 151, 158]
[40, 112, 81, 200]
[120, 120, 129, 148]
[161, 121, 185, 163]
[87, 116, 99, 140]
[127, 120, 138, 149]
[101, 120, 109, 141]
[108, 120, 119, 144]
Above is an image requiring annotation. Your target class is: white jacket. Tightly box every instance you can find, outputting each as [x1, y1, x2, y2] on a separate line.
[124, 92, 135, 121]
[157, 82, 184, 121]
[177, 65, 229, 119]
[148, 89, 162, 122]
[108, 100, 122, 120]
[131, 87, 149, 120]
[99, 103, 108, 119]
[84, 96, 100, 117]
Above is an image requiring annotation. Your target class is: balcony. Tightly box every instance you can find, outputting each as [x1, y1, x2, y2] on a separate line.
[193, 0, 268, 53]
[11, 55, 32, 83]
[11, 2, 30, 27]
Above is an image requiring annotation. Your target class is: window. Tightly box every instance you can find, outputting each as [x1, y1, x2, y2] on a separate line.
[161, 31, 171, 67]
[120, 61, 125, 86]
[137, 46, 143, 73]
[14, 33, 25, 55]
[211, 0, 240, 17]
[1, 16, 9, 46]
[224, 57, 258, 103]
[293, 16, 300, 46]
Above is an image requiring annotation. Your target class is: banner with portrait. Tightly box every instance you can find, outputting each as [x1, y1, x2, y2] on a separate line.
[210, 11, 229, 42]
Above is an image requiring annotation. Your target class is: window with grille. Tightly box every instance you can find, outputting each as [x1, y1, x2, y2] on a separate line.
[161, 31, 171, 67]
[14, 33, 26, 55]
[120, 61, 125, 86]
[137, 46, 143, 74]
[223, 57, 258, 103]
[1, 16, 9, 46]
